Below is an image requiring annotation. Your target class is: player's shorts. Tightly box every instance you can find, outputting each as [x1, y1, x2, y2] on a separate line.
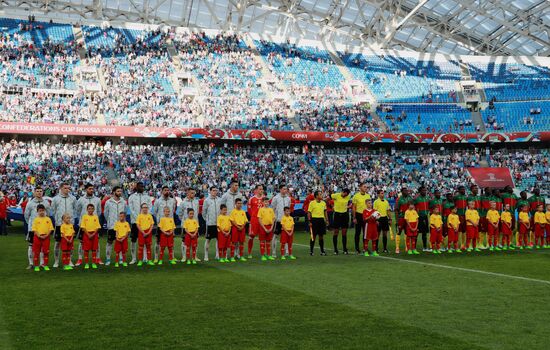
[217, 231, 231, 250]
[311, 218, 326, 237]
[184, 234, 198, 247]
[418, 216, 429, 234]
[249, 218, 261, 237]
[54, 226, 62, 242]
[131, 223, 139, 242]
[333, 212, 349, 229]
[231, 226, 246, 243]
[466, 225, 479, 240]
[447, 228, 458, 242]
[82, 233, 99, 251]
[280, 231, 293, 246]
[479, 217, 488, 233]
[534, 224, 545, 238]
[138, 231, 152, 246]
[259, 225, 274, 241]
[519, 223, 529, 236]
[429, 228, 442, 244]
[487, 223, 499, 236]
[406, 224, 418, 237]
[61, 237, 74, 251]
[206, 225, 218, 240]
[501, 223, 512, 236]
[114, 238, 128, 253]
[274, 222, 282, 236]
[107, 229, 116, 243]
[458, 215, 466, 233]
[398, 218, 406, 232]
[159, 233, 174, 248]
[365, 224, 378, 241]
[26, 231, 34, 244]
[378, 216, 389, 231]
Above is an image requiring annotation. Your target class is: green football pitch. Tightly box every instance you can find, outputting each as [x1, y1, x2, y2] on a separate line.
[0, 224, 549, 350]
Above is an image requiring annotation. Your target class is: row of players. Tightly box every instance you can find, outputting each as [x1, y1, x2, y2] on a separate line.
[24, 181, 548, 270]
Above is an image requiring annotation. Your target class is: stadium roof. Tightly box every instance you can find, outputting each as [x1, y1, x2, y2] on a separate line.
[3, 0, 550, 56]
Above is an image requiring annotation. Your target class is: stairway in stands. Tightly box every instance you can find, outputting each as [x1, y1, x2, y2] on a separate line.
[323, 44, 388, 132]
[471, 110, 486, 133]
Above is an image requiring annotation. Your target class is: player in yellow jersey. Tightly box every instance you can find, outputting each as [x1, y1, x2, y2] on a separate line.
[183, 209, 200, 264]
[229, 198, 248, 262]
[136, 204, 155, 266]
[533, 204, 547, 249]
[429, 207, 443, 254]
[80, 204, 102, 269]
[486, 202, 501, 251]
[518, 205, 531, 249]
[31, 204, 54, 272]
[258, 197, 276, 261]
[446, 206, 461, 253]
[500, 204, 513, 250]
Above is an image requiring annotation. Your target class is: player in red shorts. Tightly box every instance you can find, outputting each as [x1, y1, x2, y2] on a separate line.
[247, 184, 264, 258]
[362, 200, 379, 257]
[258, 197, 275, 261]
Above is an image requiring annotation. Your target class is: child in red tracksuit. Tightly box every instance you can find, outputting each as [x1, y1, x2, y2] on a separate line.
[362, 201, 379, 256]
[32, 204, 54, 272]
[113, 212, 130, 267]
[465, 201, 480, 252]
[217, 205, 232, 263]
[500, 204, 513, 250]
[429, 207, 443, 254]
[80, 204, 102, 269]
[60, 214, 75, 270]
[405, 204, 419, 255]
[136, 204, 155, 266]
[158, 207, 177, 265]
[257, 197, 275, 261]
[183, 209, 200, 264]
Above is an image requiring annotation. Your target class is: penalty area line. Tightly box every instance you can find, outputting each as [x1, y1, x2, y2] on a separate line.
[293, 243, 550, 285]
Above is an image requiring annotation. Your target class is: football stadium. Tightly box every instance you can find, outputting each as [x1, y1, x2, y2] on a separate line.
[0, 0, 549, 349]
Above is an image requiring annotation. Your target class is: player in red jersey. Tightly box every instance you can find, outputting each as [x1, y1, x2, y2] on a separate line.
[247, 184, 265, 257]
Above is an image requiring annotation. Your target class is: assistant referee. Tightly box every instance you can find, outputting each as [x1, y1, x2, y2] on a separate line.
[373, 190, 392, 253]
[308, 190, 328, 256]
[331, 189, 350, 255]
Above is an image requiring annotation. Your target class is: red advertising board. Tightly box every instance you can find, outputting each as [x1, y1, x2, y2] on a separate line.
[0, 122, 548, 144]
[467, 168, 515, 188]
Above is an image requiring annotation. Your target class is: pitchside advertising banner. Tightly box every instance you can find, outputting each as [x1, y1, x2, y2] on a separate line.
[0, 122, 549, 143]
[467, 168, 515, 188]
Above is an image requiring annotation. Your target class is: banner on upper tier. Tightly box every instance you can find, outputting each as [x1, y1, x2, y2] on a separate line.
[0, 122, 549, 143]
[467, 168, 515, 188]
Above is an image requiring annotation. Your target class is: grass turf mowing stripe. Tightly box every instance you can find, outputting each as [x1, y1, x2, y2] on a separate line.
[293, 243, 550, 285]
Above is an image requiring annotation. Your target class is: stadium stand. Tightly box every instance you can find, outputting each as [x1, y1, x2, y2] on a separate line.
[482, 102, 550, 132]
[379, 104, 474, 133]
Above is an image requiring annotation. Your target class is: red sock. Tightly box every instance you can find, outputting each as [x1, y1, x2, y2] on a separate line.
[138, 245, 144, 260]
[363, 239, 368, 251]
[466, 238, 471, 249]
[146, 245, 152, 261]
[406, 237, 411, 251]
[230, 243, 235, 257]
[260, 241, 265, 255]
[373, 240, 377, 252]
[412, 237, 417, 250]
[281, 246, 285, 256]
[169, 247, 174, 260]
[247, 238, 254, 255]
[91, 251, 96, 263]
[84, 251, 89, 263]
[266, 242, 271, 256]
[239, 244, 244, 257]
[288, 243, 292, 255]
[159, 248, 164, 261]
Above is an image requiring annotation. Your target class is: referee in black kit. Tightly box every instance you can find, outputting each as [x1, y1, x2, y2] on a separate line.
[307, 190, 328, 256]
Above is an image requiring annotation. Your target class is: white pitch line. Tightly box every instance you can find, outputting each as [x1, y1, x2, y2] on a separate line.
[293, 243, 550, 285]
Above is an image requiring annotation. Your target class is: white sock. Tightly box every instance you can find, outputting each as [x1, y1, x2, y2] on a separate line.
[204, 239, 209, 260]
[78, 242, 83, 260]
[106, 242, 112, 261]
[27, 245, 33, 266]
[215, 242, 219, 259]
[131, 242, 137, 261]
[40, 252, 44, 266]
[54, 242, 60, 264]
[271, 236, 278, 257]
[181, 242, 186, 260]
[154, 241, 159, 261]
[96, 241, 101, 260]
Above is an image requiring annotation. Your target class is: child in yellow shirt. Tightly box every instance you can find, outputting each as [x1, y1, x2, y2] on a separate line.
[533, 204, 547, 248]
[429, 206, 443, 254]
[32, 204, 54, 271]
[217, 204, 232, 263]
[60, 214, 75, 270]
[486, 202, 501, 251]
[113, 212, 131, 267]
[257, 197, 276, 261]
[81, 204, 102, 269]
[158, 207, 177, 265]
[447, 207, 461, 253]
[465, 201, 480, 252]
[229, 198, 249, 262]
[405, 204, 419, 255]
[518, 205, 531, 249]
[280, 207, 296, 260]
[500, 204, 513, 250]
[183, 208, 200, 264]
[136, 204, 155, 266]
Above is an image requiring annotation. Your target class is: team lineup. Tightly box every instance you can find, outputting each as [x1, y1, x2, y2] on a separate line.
[25, 180, 549, 271]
